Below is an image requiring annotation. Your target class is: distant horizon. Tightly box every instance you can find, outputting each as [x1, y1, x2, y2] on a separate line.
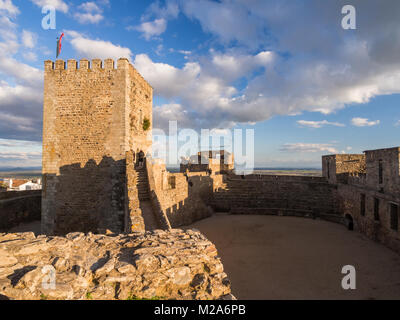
[0, 166, 322, 173]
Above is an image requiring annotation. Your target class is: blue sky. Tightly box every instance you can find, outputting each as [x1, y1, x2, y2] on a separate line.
[0, 0, 399, 168]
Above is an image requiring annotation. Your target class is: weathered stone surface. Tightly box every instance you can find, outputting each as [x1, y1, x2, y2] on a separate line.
[0, 250, 18, 267]
[166, 267, 192, 286]
[0, 230, 232, 300]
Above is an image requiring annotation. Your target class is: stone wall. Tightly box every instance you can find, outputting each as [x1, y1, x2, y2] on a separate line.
[128, 63, 153, 155]
[336, 184, 400, 253]
[0, 191, 41, 232]
[322, 147, 400, 254]
[180, 151, 234, 175]
[211, 174, 340, 218]
[0, 229, 233, 300]
[0, 191, 41, 201]
[42, 58, 152, 235]
[322, 154, 366, 184]
[365, 147, 400, 195]
[146, 159, 214, 228]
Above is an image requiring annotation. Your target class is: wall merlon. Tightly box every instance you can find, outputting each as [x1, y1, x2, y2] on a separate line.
[92, 59, 103, 70]
[79, 59, 90, 70]
[104, 58, 115, 70]
[67, 59, 77, 70]
[55, 60, 65, 70]
[117, 58, 130, 70]
[44, 60, 54, 71]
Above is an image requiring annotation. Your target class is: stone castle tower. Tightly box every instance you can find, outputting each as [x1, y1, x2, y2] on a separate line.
[42, 58, 153, 235]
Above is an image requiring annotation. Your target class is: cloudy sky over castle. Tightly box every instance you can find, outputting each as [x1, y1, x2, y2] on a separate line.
[0, 0, 399, 168]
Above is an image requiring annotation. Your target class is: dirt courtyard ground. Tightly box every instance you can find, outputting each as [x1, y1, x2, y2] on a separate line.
[189, 214, 400, 300]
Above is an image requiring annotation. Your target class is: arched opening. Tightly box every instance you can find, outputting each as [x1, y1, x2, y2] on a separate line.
[345, 214, 354, 231]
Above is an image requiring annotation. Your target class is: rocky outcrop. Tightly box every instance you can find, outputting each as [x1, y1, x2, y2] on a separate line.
[0, 229, 233, 300]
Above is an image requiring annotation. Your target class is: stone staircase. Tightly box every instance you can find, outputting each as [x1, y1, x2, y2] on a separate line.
[135, 165, 150, 201]
[134, 163, 159, 230]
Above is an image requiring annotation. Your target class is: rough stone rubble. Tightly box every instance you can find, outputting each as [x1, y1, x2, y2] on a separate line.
[0, 229, 233, 300]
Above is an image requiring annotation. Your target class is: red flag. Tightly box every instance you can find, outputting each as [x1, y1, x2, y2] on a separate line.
[56, 33, 64, 58]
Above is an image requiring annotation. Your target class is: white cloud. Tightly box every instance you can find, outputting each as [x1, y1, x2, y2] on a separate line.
[351, 118, 380, 127]
[280, 143, 338, 154]
[155, 44, 164, 56]
[74, 1, 104, 24]
[0, 138, 41, 148]
[143, 0, 179, 21]
[0, 151, 41, 159]
[0, 139, 42, 166]
[78, 2, 102, 13]
[29, 0, 68, 13]
[153, 103, 192, 130]
[181, 0, 262, 48]
[297, 120, 345, 128]
[67, 31, 133, 61]
[0, 15, 16, 29]
[0, 0, 19, 17]
[134, 54, 201, 98]
[210, 51, 274, 81]
[21, 30, 37, 49]
[130, 0, 179, 41]
[0, 55, 43, 88]
[0, 150, 42, 166]
[74, 12, 103, 24]
[130, 18, 167, 40]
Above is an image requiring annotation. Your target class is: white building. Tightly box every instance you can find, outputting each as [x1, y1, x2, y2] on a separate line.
[7, 179, 42, 191]
[17, 181, 42, 191]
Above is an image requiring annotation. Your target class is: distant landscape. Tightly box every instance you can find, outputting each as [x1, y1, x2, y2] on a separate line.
[0, 167, 42, 179]
[235, 168, 322, 176]
[168, 167, 322, 176]
[0, 167, 322, 179]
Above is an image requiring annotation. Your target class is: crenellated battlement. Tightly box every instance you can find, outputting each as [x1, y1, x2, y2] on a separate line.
[44, 57, 152, 93]
[44, 58, 129, 71]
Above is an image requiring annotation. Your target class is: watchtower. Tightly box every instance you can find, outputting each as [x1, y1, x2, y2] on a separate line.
[42, 58, 153, 235]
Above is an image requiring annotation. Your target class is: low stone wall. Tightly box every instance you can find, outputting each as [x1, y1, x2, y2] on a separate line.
[211, 175, 340, 218]
[0, 191, 41, 201]
[0, 229, 233, 300]
[0, 191, 41, 232]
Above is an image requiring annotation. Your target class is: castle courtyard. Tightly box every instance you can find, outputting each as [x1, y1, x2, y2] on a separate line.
[4, 214, 400, 300]
[189, 215, 400, 300]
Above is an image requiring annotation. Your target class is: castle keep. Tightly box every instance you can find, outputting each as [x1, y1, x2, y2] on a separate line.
[42, 58, 152, 235]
